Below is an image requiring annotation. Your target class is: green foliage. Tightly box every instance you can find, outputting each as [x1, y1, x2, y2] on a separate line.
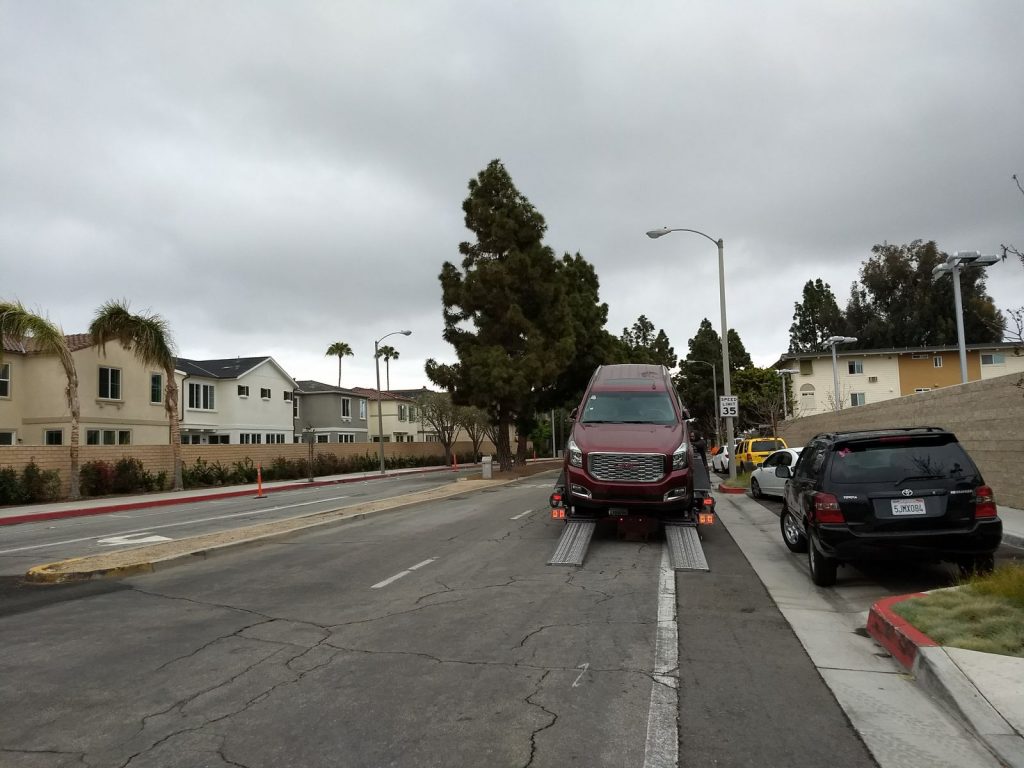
[8, 461, 62, 503]
[675, 319, 755, 439]
[80, 458, 165, 496]
[789, 279, 846, 353]
[0, 466, 25, 505]
[732, 367, 785, 433]
[619, 314, 676, 369]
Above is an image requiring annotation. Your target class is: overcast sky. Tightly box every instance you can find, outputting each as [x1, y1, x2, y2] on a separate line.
[3, 1, 1023, 391]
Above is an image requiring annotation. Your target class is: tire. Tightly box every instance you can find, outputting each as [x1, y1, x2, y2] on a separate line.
[751, 478, 763, 499]
[780, 507, 807, 553]
[808, 535, 838, 586]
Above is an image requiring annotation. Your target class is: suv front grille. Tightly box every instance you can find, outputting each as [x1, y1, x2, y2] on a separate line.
[588, 453, 664, 482]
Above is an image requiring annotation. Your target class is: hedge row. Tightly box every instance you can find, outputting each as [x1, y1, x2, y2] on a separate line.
[0, 462, 62, 505]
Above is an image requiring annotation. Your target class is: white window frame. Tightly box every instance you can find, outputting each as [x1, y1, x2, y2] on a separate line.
[238, 385, 250, 398]
[850, 392, 866, 407]
[359, 399, 367, 420]
[933, 356, 943, 368]
[261, 387, 271, 400]
[915, 387, 931, 393]
[99, 366, 122, 400]
[150, 373, 163, 405]
[981, 353, 1005, 366]
[0, 363, 10, 398]
[341, 397, 351, 420]
[0, 430, 14, 445]
[912, 353, 929, 360]
[316, 434, 329, 443]
[284, 391, 293, 401]
[44, 429, 63, 445]
[293, 396, 300, 418]
[339, 433, 355, 444]
[847, 360, 864, 375]
[188, 382, 216, 411]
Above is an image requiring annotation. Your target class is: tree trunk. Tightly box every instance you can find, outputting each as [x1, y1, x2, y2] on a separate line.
[337, 357, 342, 388]
[495, 409, 512, 471]
[166, 366, 184, 490]
[515, 431, 528, 466]
[67, 373, 81, 501]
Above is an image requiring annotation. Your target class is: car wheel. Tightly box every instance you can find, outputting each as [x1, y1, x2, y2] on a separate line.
[807, 535, 838, 586]
[751, 478, 763, 499]
[780, 507, 807, 553]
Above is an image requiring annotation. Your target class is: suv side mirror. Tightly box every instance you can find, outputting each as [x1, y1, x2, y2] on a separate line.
[775, 466, 792, 479]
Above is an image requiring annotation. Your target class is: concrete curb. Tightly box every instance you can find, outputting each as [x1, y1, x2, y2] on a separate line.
[716, 484, 747, 495]
[0, 465, 462, 528]
[1003, 530, 1024, 550]
[867, 592, 1024, 768]
[24, 476, 530, 584]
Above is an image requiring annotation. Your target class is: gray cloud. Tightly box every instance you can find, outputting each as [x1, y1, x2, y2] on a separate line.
[3, 1, 1022, 390]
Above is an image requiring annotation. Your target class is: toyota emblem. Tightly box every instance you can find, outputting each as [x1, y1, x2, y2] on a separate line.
[901, 488, 914, 497]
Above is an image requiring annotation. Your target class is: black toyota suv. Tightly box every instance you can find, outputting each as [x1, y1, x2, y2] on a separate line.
[777, 427, 1002, 586]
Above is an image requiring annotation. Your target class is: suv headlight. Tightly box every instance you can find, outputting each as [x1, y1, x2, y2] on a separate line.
[567, 437, 583, 467]
[672, 442, 689, 470]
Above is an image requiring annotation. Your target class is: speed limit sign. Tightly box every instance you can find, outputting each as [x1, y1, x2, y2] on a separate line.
[719, 396, 739, 417]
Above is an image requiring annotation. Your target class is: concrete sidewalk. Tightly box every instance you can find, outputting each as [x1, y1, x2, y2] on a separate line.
[0, 464, 470, 526]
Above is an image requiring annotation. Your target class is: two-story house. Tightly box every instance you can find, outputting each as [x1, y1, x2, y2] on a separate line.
[351, 387, 422, 443]
[175, 357, 296, 445]
[1, 334, 171, 445]
[774, 341, 1024, 417]
[292, 381, 369, 443]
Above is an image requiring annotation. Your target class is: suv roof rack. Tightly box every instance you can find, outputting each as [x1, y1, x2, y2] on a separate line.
[815, 426, 948, 440]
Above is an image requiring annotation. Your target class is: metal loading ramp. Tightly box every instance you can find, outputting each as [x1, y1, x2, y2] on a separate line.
[548, 521, 596, 566]
[665, 524, 709, 571]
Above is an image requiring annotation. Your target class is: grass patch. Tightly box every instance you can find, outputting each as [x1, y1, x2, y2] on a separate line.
[720, 470, 751, 489]
[892, 563, 1024, 658]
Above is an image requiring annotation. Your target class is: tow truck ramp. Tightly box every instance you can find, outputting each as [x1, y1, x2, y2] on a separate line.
[547, 520, 597, 566]
[665, 524, 709, 572]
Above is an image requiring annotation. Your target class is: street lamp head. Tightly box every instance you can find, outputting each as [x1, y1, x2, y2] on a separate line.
[400, 330, 412, 336]
[646, 228, 671, 239]
[824, 335, 857, 346]
[777, 368, 800, 375]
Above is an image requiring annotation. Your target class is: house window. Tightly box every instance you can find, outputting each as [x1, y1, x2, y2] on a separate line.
[933, 356, 943, 368]
[912, 353, 929, 360]
[847, 360, 864, 375]
[87, 429, 132, 445]
[263, 434, 284, 444]
[45, 429, 63, 445]
[188, 382, 215, 410]
[398, 404, 408, 421]
[915, 387, 931, 393]
[284, 391, 293, 401]
[850, 392, 866, 407]
[99, 367, 122, 399]
[0, 431, 13, 445]
[408, 407, 417, 421]
[799, 359, 813, 375]
[293, 396, 300, 418]
[261, 387, 271, 399]
[341, 398, 351, 419]
[119, 430, 131, 445]
[317, 434, 329, 443]
[238, 385, 250, 398]
[359, 399, 367, 419]
[209, 435, 229, 444]
[0, 363, 10, 398]
[339, 433, 355, 443]
[981, 353, 1006, 365]
[151, 373, 163, 404]
[240, 433, 263, 444]
[406, 435, 414, 443]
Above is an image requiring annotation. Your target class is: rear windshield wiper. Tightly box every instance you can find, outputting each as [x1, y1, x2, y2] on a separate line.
[895, 474, 948, 484]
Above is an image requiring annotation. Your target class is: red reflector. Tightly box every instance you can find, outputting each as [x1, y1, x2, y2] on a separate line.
[975, 485, 997, 518]
[703, 497, 714, 506]
[813, 492, 844, 524]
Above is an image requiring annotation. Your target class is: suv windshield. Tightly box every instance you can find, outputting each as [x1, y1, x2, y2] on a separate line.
[580, 391, 677, 425]
[829, 437, 976, 484]
[751, 439, 784, 452]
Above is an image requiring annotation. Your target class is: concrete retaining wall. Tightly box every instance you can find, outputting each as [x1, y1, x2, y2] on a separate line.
[777, 371, 1024, 508]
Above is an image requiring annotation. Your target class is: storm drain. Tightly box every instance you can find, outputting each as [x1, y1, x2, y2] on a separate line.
[665, 525, 709, 571]
[548, 521, 596, 566]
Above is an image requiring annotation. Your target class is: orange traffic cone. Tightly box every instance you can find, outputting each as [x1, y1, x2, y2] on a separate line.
[255, 463, 266, 498]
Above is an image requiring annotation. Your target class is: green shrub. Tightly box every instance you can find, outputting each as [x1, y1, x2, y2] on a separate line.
[232, 458, 258, 484]
[0, 466, 25, 505]
[79, 460, 116, 496]
[20, 461, 61, 503]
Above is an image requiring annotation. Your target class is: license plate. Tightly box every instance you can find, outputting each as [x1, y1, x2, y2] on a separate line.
[608, 507, 628, 516]
[891, 498, 927, 516]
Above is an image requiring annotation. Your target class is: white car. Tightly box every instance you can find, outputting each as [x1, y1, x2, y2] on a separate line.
[749, 448, 803, 499]
[711, 444, 730, 474]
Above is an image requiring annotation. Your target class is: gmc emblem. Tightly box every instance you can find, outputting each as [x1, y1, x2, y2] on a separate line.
[614, 461, 639, 471]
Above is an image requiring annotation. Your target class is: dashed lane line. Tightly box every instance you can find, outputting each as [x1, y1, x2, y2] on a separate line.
[370, 558, 438, 589]
[643, 546, 679, 768]
[510, 509, 534, 520]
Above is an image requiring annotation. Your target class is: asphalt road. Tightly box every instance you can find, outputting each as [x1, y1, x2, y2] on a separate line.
[0, 470, 477, 577]
[0, 471, 886, 768]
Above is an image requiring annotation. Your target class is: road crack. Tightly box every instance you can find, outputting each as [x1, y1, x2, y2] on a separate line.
[522, 670, 557, 768]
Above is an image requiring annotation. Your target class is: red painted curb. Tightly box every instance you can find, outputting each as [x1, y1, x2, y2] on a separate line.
[717, 483, 748, 494]
[0, 465, 458, 527]
[866, 593, 938, 669]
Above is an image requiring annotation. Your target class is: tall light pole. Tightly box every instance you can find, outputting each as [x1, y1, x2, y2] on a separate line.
[932, 251, 1000, 384]
[823, 336, 857, 412]
[683, 359, 719, 446]
[647, 227, 736, 480]
[374, 330, 412, 474]
[776, 368, 800, 420]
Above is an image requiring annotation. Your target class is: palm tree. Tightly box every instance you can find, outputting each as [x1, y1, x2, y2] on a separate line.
[375, 345, 400, 391]
[325, 342, 354, 388]
[89, 300, 184, 490]
[0, 300, 82, 499]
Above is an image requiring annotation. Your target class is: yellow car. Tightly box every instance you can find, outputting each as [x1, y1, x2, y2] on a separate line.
[737, 437, 788, 472]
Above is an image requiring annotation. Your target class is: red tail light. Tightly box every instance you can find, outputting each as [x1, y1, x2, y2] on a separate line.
[975, 485, 997, 518]
[812, 492, 845, 524]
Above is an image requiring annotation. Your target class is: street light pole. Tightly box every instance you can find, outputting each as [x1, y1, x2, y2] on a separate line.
[374, 330, 412, 474]
[824, 336, 857, 412]
[933, 252, 1000, 384]
[647, 227, 735, 480]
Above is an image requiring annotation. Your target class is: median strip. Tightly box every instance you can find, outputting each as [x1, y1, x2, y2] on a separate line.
[25, 478, 513, 584]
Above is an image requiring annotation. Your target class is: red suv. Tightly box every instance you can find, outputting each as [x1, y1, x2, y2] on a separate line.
[563, 364, 694, 521]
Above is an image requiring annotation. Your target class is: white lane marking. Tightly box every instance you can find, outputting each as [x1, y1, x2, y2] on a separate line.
[510, 509, 534, 520]
[98, 534, 172, 546]
[572, 662, 589, 688]
[370, 558, 438, 589]
[643, 547, 679, 768]
[0, 494, 351, 555]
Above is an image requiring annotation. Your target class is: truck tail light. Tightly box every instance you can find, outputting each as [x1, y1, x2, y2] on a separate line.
[812, 492, 844, 524]
[974, 485, 997, 518]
